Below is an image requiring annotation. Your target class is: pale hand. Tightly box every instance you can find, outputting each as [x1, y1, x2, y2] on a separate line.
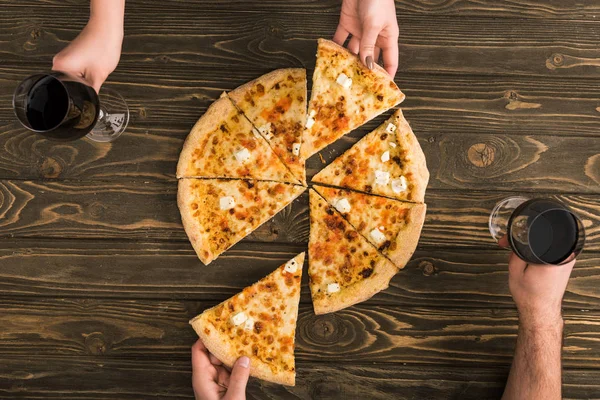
[52, 17, 123, 93]
[500, 237, 575, 328]
[333, 0, 399, 76]
[192, 339, 250, 400]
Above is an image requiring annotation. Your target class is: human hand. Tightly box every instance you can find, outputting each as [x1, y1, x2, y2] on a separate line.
[191, 339, 250, 400]
[52, 2, 124, 93]
[499, 237, 575, 329]
[333, 0, 399, 76]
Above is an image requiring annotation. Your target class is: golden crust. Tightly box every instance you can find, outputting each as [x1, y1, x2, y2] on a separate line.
[387, 204, 426, 269]
[395, 110, 430, 204]
[228, 68, 306, 105]
[177, 179, 213, 264]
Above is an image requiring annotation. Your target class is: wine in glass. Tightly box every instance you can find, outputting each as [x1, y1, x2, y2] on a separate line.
[13, 71, 129, 142]
[489, 197, 585, 265]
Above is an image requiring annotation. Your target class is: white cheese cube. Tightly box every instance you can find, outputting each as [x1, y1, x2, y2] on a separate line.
[231, 312, 248, 326]
[327, 283, 340, 294]
[258, 123, 273, 139]
[389, 142, 397, 148]
[334, 198, 351, 213]
[292, 142, 301, 156]
[309, 109, 316, 118]
[370, 228, 387, 245]
[234, 148, 251, 163]
[385, 123, 397, 134]
[284, 259, 298, 274]
[374, 170, 390, 186]
[336, 73, 349, 86]
[381, 151, 390, 163]
[305, 116, 315, 129]
[391, 176, 408, 193]
[244, 317, 255, 331]
[219, 196, 236, 210]
[342, 78, 352, 89]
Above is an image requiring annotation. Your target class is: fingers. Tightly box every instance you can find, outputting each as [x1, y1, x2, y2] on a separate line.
[191, 339, 213, 371]
[374, 47, 381, 64]
[347, 36, 360, 55]
[209, 353, 223, 366]
[359, 23, 380, 69]
[332, 25, 349, 46]
[498, 235, 509, 248]
[224, 356, 250, 399]
[381, 37, 399, 77]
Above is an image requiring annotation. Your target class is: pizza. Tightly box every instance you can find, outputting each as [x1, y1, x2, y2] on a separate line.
[308, 189, 397, 314]
[228, 69, 307, 184]
[176, 96, 300, 184]
[313, 185, 426, 269]
[301, 39, 405, 159]
[178, 179, 305, 265]
[312, 109, 429, 203]
[190, 252, 304, 386]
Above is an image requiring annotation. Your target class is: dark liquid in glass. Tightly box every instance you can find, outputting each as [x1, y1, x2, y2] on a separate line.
[508, 199, 580, 265]
[25, 75, 99, 141]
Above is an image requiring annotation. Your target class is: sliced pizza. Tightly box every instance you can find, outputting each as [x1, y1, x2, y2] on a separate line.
[178, 179, 305, 265]
[312, 109, 429, 203]
[301, 38, 405, 159]
[190, 252, 304, 386]
[308, 189, 397, 315]
[314, 185, 426, 269]
[228, 69, 307, 184]
[176, 96, 299, 184]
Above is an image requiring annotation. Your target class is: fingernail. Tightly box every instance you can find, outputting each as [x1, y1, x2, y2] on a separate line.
[238, 356, 250, 368]
[366, 56, 374, 70]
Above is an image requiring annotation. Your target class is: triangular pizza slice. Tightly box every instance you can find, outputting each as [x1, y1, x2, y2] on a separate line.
[178, 179, 305, 265]
[177, 96, 299, 184]
[301, 38, 405, 159]
[190, 252, 304, 386]
[312, 109, 429, 203]
[228, 69, 307, 184]
[314, 185, 426, 269]
[308, 189, 397, 315]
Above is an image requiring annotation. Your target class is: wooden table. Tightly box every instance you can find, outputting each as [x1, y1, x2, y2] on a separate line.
[1, 1, 600, 398]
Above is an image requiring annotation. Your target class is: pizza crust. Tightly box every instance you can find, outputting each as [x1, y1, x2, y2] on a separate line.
[228, 68, 305, 105]
[387, 204, 426, 269]
[177, 179, 213, 264]
[396, 111, 430, 204]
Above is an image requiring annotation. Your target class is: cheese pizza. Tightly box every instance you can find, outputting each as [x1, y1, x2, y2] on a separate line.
[190, 252, 304, 386]
[314, 185, 426, 270]
[228, 69, 307, 184]
[312, 109, 429, 203]
[178, 179, 305, 265]
[308, 189, 397, 314]
[177, 96, 299, 184]
[301, 39, 405, 159]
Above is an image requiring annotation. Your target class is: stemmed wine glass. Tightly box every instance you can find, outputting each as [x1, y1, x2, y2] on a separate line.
[489, 197, 585, 265]
[13, 71, 129, 142]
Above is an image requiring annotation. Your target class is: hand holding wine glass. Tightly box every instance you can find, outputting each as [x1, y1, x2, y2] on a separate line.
[52, 0, 125, 93]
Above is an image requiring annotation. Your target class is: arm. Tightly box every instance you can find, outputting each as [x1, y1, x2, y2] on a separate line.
[332, 0, 399, 76]
[502, 250, 575, 400]
[52, 0, 125, 92]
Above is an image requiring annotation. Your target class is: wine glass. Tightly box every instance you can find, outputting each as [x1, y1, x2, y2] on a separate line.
[489, 196, 585, 265]
[13, 71, 129, 142]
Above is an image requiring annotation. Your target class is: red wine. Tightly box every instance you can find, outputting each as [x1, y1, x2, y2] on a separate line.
[25, 74, 99, 141]
[508, 199, 582, 264]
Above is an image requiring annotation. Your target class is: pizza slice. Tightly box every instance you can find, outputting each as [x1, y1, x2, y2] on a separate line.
[308, 189, 397, 315]
[228, 69, 307, 184]
[178, 179, 305, 265]
[312, 109, 429, 203]
[190, 252, 304, 386]
[176, 96, 300, 184]
[301, 38, 405, 159]
[314, 185, 426, 270]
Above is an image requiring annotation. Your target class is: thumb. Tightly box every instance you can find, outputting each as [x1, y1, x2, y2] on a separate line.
[359, 23, 380, 69]
[225, 356, 250, 399]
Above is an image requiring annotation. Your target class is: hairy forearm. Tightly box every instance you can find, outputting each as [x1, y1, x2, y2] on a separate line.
[502, 318, 564, 400]
[90, 0, 125, 31]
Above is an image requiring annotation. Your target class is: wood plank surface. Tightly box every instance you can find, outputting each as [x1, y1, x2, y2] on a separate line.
[1, 181, 598, 250]
[2, 7, 600, 78]
[1, 297, 599, 369]
[1, 239, 600, 310]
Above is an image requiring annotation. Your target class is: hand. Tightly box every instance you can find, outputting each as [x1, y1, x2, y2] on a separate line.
[191, 339, 250, 400]
[52, 4, 124, 93]
[333, 0, 399, 76]
[499, 237, 575, 329]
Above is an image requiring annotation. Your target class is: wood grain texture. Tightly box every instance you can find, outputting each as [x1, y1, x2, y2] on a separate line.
[1, 240, 600, 310]
[1, 297, 600, 369]
[1, 181, 598, 249]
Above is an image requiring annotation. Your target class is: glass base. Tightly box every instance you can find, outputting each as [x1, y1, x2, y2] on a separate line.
[86, 87, 129, 143]
[489, 196, 529, 242]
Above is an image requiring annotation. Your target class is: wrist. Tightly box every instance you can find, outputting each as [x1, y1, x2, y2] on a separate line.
[518, 311, 563, 331]
[89, 1, 125, 35]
